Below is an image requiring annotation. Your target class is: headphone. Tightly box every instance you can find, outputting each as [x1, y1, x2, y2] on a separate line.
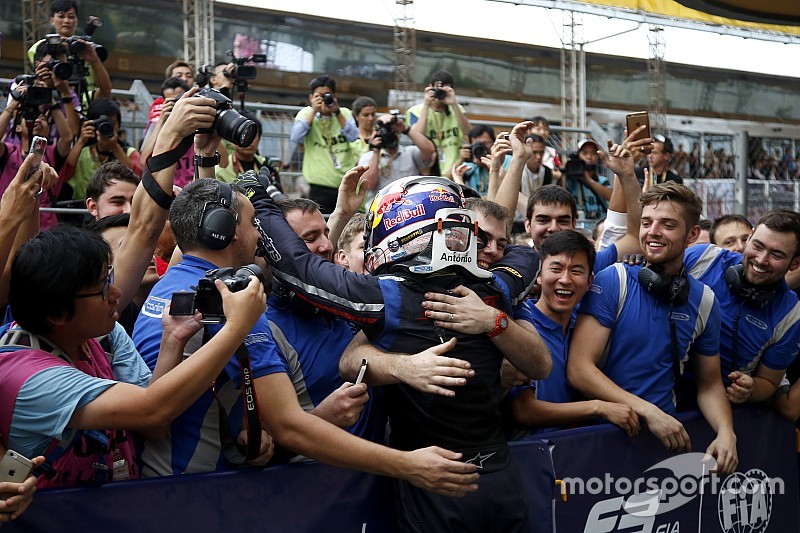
[198, 181, 237, 250]
[638, 264, 690, 307]
[725, 264, 777, 309]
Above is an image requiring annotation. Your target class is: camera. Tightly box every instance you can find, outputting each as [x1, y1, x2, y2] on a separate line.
[322, 93, 336, 107]
[470, 142, 489, 160]
[562, 152, 586, 179]
[227, 51, 267, 81]
[191, 87, 258, 148]
[374, 121, 399, 150]
[92, 115, 115, 138]
[170, 264, 263, 323]
[64, 16, 107, 62]
[432, 87, 447, 100]
[196, 64, 213, 87]
[9, 75, 55, 122]
[44, 58, 73, 80]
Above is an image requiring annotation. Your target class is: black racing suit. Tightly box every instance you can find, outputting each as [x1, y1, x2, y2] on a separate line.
[253, 195, 540, 532]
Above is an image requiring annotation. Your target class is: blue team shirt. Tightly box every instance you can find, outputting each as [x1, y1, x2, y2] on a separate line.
[579, 263, 721, 415]
[685, 244, 800, 376]
[594, 245, 617, 274]
[132, 254, 286, 475]
[267, 295, 383, 442]
[513, 300, 575, 404]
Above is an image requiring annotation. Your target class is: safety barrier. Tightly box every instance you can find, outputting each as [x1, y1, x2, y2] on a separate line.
[6, 404, 796, 531]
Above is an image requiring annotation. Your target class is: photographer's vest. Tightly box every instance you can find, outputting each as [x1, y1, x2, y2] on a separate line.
[0, 325, 138, 488]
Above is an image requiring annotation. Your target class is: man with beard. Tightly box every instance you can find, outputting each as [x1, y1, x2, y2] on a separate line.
[567, 182, 738, 474]
[684, 210, 800, 404]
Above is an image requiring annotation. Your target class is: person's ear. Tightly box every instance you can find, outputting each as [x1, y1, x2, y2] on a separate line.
[86, 197, 98, 219]
[335, 249, 349, 268]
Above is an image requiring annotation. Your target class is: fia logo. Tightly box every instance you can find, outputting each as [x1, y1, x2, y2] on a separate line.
[717, 469, 772, 533]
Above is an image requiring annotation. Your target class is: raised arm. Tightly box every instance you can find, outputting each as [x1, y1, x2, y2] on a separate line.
[326, 165, 369, 252]
[599, 140, 642, 257]
[493, 121, 533, 217]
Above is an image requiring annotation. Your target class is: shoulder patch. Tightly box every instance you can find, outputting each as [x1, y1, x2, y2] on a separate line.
[589, 284, 603, 295]
[142, 296, 169, 318]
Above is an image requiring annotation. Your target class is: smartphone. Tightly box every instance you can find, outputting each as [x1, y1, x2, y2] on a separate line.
[25, 136, 47, 182]
[170, 291, 197, 316]
[354, 359, 368, 386]
[625, 112, 652, 153]
[0, 450, 35, 484]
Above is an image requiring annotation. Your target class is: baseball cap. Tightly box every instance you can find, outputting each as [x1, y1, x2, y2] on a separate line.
[578, 139, 601, 151]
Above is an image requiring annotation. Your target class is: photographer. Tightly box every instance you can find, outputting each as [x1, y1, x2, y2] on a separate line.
[563, 139, 612, 221]
[406, 70, 472, 177]
[65, 98, 143, 201]
[215, 109, 280, 185]
[451, 124, 496, 197]
[289, 75, 358, 213]
[0, 78, 73, 230]
[27, 0, 111, 103]
[357, 111, 435, 197]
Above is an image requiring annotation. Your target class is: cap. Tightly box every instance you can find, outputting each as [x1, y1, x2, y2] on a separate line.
[578, 138, 601, 151]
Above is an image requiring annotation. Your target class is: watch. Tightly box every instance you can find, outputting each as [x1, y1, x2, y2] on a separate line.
[193, 152, 220, 168]
[486, 310, 509, 338]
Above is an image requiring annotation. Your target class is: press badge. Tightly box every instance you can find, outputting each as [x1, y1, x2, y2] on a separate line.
[438, 148, 446, 164]
[112, 453, 130, 481]
[330, 152, 342, 170]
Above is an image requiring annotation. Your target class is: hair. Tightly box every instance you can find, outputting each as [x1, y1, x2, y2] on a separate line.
[309, 75, 336, 93]
[51, 0, 78, 16]
[33, 41, 52, 63]
[85, 213, 131, 233]
[699, 219, 712, 231]
[540, 229, 596, 274]
[466, 198, 510, 240]
[639, 182, 703, 228]
[352, 96, 378, 123]
[468, 124, 495, 143]
[161, 76, 190, 96]
[87, 98, 121, 124]
[85, 162, 139, 201]
[165, 60, 193, 80]
[10, 226, 110, 335]
[710, 214, 753, 244]
[592, 217, 606, 241]
[528, 116, 549, 127]
[430, 70, 455, 87]
[276, 198, 321, 217]
[656, 136, 674, 155]
[526, 184, 577, 222]
[756, 209, 800, 257]
[169, 179, 244, 252]
[337, 213, 367, 252]
[526, 133, 546, 145]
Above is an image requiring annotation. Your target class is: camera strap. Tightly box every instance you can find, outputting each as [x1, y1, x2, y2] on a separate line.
[142, 134, 194, 210]
[205, 326, 264, 464]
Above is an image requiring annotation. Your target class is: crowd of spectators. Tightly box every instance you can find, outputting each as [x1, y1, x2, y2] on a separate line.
[2, 3, 800, 530]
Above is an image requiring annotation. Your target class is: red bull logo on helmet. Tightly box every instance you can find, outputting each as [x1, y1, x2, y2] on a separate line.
[383, 204, 426, 231]
[429, 187, 456, 204]
[375, 192, 413, 216]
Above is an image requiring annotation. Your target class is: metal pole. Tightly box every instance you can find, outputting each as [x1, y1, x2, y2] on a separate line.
[735, 130, 748, 216]
[579, 44, 586, 130]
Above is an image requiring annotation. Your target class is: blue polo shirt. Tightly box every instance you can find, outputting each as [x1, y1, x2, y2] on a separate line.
[132, 254, 286, 476]
[579, 263, 721, 415]
[267, 294, 383, 442]
[685, 244, 800, 377]
[513, 300, 574, 404]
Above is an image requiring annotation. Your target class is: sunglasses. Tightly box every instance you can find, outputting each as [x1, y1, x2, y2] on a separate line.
[74, 265, 115, 301]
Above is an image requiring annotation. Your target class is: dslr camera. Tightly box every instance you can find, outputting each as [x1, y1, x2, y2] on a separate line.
[9, 75, 55, 122]
[321, 93, 336, 107]
[82, 114, 115, 146]
[372, 110, 403, 150]
[470, 142, 489, 160]
[431, 86, 447, 100]
[561, 152, 586, 179]
[170, 264, 263, 324]
[191, 87, 258, 147]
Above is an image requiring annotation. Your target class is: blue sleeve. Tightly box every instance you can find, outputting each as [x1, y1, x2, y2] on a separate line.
[289, 119, 311, 144]
[252, 195, 386, 329]
[108, 322, 152, 387]
[594, 246, 618, 274]
[579, 266, 622, 329]
[489, 245, 540, 306]
[693, 295, 721, 357]
[341, 116, 358, 142]
[9, 367, 116, 457]
[759, 301, 800, 370]
[502, 154, 511, 171]
[683, 243, 707, 271]
[513, 300, 535, 325]
[507, 382, 534, 402]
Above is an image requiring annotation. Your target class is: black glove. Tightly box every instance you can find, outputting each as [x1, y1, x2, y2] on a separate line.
[235, 167, 274, 204]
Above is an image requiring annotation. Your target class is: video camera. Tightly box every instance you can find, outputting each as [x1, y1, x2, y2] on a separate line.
[227, 51, 267, 81]
[170, 264, 264, 324]
[8, 75, 56, 122]
[561, 152, 586, 179]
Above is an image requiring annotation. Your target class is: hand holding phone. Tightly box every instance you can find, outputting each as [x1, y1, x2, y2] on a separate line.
[0, 450, 35, 485]
[354, 359, 368, 386]
[625, 112, 652, 154]
[25, 136, 47, 184]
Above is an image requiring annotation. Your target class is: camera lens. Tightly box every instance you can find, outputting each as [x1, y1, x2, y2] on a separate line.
[50, 61, 73, 81]
[215, 109, 258, 148]
[323, 93, 335, 107]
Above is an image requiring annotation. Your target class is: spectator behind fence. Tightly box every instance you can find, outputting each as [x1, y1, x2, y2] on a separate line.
[407, 70, 472, 177]
[563, 139, 611, 221]
[358, 112, 435, 201]
[710, 214, 753, 254]
[66, 98, 143, 201]
[567, 182, 738, 474]
[289, 75, 358, 213]
[26, 0, 112, 103]
[0, 224, 266, 488]
[84, 161, 139, 220]
[529, 116, 561, 173]
[635, 134, 682, 186]
[685, 210, 800, 407]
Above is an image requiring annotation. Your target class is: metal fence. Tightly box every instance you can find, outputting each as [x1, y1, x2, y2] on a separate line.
[685, 179, 800, 222]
